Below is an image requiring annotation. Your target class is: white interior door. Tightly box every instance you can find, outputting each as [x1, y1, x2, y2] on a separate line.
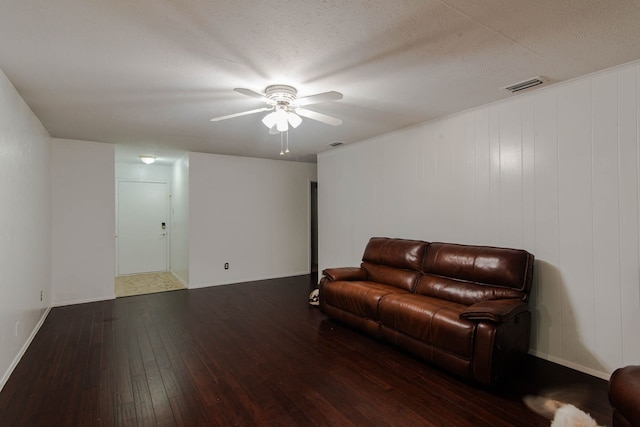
[118, 181, 168, 275]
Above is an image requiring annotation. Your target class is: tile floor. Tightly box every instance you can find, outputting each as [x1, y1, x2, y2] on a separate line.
[115, 272, 186, 297]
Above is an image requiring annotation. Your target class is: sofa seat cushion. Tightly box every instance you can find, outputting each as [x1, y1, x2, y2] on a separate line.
[321, 280, 410, 320]
[379, 294, 476, 359]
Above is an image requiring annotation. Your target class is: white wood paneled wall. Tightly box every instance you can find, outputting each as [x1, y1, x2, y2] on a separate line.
[318, 61, 640, 379]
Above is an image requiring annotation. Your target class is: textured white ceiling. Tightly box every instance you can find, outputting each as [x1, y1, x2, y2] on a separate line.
[1, 0, 639, 163]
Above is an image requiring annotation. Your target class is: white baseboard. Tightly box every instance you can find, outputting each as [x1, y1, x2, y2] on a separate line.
[0, 306, 52, 392]
[529, 349, 611, 380]
[170, 270, 189, 288]
[188, 271, 311, 289]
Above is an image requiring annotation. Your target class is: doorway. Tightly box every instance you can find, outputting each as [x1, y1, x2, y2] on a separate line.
[117, 181, 169, 275]
[311, 181, 318, 273]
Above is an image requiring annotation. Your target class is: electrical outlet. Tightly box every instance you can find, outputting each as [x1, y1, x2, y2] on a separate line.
[224, 262, 229, 270]
[15, 321, 20, 337]
[40, 290, 43, 301]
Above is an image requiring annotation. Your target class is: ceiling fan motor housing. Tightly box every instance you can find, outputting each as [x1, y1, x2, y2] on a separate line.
[265, 85, 298, 106]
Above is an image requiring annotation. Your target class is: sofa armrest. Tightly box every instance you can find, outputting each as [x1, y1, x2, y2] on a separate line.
[609, 365, 640, 427]
[322, 267, 368, 282]
[460, 299, 528, 323]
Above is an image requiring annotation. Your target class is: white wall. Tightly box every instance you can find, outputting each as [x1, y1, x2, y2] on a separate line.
[318, 60, 640, 379]
[189, 152, 316, 287]
[116, 162, 173, 182]
[170, 154, 189, 284]
[51, 139, 115, 305]
[0, 68, 51, 390]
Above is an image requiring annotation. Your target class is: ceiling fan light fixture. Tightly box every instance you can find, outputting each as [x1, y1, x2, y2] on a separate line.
[139, 155, 156, 164]
[287, 112, 302, 128]
[262, 112, 277, 128]
[276, 121, 288, 132]
[275, 108, 288, 132]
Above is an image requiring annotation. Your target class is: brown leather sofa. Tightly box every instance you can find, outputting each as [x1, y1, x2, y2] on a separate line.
[609, 365, 640, 427]
[319, 237, 534, 386]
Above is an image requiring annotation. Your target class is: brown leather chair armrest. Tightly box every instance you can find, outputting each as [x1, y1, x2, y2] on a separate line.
[322, 267, 368, 281]
[609, 365, 640, 427]
[460, 299, 528, 323]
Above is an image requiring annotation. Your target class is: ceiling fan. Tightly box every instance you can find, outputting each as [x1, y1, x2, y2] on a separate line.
[210, 85, 343, 133]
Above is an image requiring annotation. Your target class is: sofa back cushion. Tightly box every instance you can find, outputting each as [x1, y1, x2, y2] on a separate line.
[361, 237, 428, 292]
[362, 237, 427, 271]
[361, 262, 422, 292]
[416, 243, 534, 305]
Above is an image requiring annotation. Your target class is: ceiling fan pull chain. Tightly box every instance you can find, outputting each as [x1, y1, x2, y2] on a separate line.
[285, 130, 290, 154]
[280, 132, 284, 156]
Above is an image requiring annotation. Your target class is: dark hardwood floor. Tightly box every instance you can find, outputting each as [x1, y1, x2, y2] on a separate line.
[0, 275, 611, 426]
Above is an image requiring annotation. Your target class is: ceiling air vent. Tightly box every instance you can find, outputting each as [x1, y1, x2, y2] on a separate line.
[503, 76, 545, 93]
[329, 141, 344, 147]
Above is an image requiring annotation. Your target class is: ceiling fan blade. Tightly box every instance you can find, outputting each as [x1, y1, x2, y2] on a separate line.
[210, 107, 272, 122]
[296, 108, 342, 126]
[294, 91, 343, 107]
[234, 88, 270, 103]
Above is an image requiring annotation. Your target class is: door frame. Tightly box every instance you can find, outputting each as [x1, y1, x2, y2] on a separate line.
[309, 180, 318, 274]
[115, 179, 171, 276]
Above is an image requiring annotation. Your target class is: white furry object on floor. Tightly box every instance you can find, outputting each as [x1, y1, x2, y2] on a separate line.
[523, 395, 604, 427]
[551, 404, 601, 427]
[308, 288, 319, 306]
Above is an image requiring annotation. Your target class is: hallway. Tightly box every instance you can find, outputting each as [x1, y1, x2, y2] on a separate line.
[115, 272, 186, 297]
